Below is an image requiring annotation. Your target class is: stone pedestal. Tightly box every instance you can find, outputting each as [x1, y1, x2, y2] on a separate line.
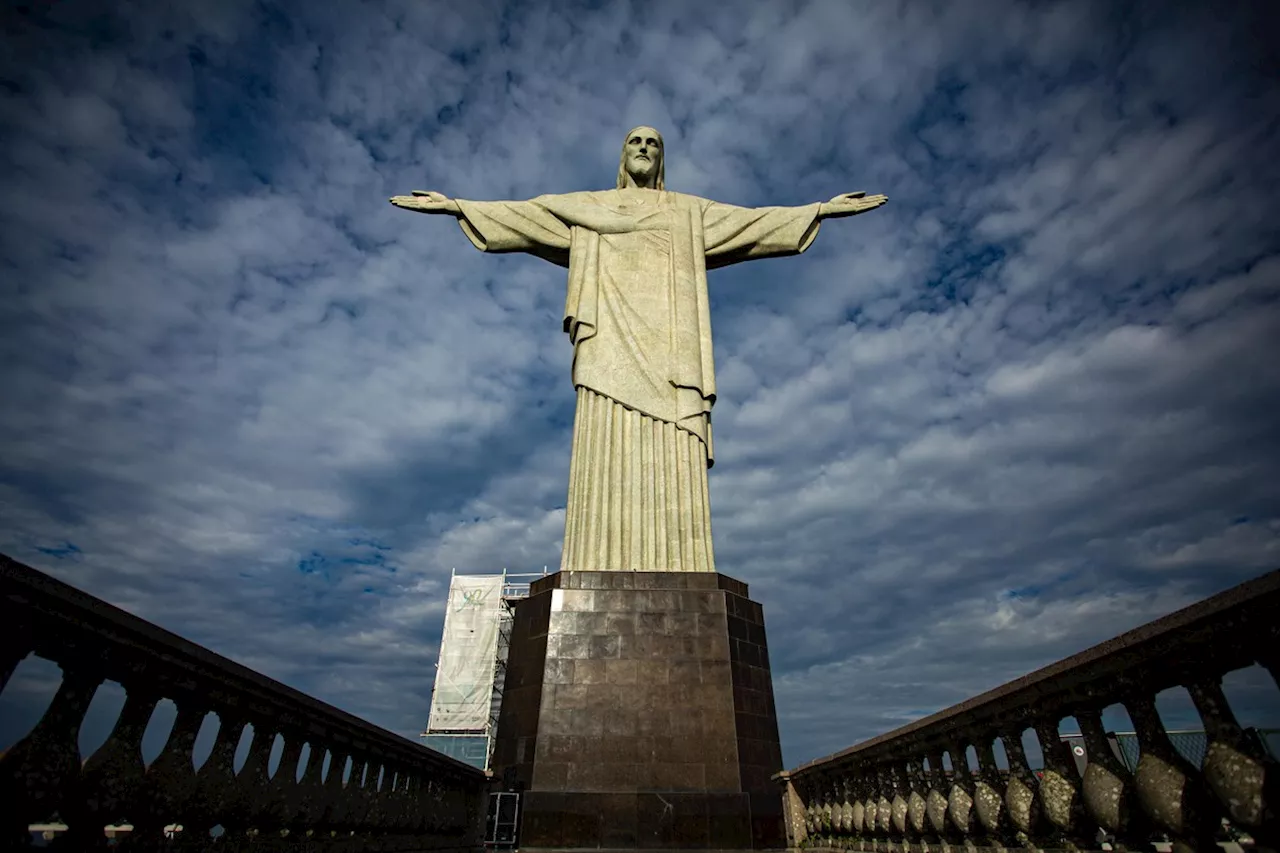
[491, 571, 785, 849]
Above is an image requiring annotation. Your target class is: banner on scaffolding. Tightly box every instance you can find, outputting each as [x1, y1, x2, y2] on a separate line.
[427, 575, 505, 732]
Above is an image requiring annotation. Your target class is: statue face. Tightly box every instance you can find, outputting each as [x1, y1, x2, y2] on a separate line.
[623, 126, 662, 186]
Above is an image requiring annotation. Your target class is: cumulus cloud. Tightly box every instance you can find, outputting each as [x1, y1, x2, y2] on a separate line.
[1, 0, 1277, 767]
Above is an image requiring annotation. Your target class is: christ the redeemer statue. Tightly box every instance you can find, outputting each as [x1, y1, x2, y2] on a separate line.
[391, 126, 885, 574]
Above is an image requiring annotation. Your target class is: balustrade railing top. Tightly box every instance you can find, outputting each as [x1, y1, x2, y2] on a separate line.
[1, 553, 488, 851]
[776, 567, 1280, 853]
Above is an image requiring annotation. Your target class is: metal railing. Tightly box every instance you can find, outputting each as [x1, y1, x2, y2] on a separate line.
[1, 553, 489, 850]
[775, 568, 1280, 852]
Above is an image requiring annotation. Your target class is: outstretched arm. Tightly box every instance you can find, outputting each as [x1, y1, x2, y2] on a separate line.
[389, 190, 459, 215]
[702, 190, 887, 270]
[817, 191, 888, 219]
[389, 190, 571, 267]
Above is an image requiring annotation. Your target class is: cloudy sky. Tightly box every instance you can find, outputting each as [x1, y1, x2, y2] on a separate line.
[2, 0, 1278, 772]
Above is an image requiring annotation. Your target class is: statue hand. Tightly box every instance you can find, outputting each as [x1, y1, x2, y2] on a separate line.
[389, 190, 459, 215]
[819, 191, 888, 219]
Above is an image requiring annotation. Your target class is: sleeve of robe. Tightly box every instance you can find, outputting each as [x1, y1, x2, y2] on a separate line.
[452, 195, 573, 268]
[700, 199, 823, 270]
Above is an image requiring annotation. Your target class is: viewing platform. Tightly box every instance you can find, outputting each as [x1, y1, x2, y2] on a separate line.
[3, 553, 1277, 850]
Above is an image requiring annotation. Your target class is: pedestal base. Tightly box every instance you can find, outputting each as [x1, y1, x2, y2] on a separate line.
[492, 572, 784, 849]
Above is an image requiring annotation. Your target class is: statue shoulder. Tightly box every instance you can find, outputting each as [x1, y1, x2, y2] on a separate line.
[526, 190, 613, 212]
[531, 189, 706, 207]
[576, 189, 705, 206]
[535, 190, 607, 203]
[666, 190, 714, 209]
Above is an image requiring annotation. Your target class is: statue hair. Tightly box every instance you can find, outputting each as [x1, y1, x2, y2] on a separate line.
[616, 126, 665, 190]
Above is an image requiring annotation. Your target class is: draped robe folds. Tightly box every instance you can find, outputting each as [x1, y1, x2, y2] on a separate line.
[454, 189, 821, 572]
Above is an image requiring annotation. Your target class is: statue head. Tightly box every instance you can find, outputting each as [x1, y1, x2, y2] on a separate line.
[617, 125, 664, 190]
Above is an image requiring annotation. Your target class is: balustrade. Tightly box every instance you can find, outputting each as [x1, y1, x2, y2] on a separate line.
[776, 568, 1280, 852]
[0, 553, 487, 850]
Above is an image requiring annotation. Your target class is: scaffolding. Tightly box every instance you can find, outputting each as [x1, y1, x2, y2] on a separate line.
[420, 567, 546, 771]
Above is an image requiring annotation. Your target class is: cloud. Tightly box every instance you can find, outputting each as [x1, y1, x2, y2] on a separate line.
[1, 0, 1277, 771]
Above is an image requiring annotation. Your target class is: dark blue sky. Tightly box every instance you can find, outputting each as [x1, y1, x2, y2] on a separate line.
[2, 0, 1278, 768]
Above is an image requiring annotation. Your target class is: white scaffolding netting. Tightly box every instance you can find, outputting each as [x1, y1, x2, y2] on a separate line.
[427, 575, 505, 732]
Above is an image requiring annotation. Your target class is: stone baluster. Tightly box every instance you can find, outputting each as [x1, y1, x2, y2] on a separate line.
[403, 769, 422, 833]
[801, 775, 817, 836]
[863, 769, 881, 847]
[857, 767, 873, 844]
[431, 773, 453, 836]
[1125, 691, 1222, 853]
[843, 772, 857, 844]
[415, 773, 436, 836]
[393, 770, 414, 835]
[877, 765, 896, 841]
[368, 760, 393, 832]
[337, 754, 364, 834]
[439, 774, 469, 834]
[358, 759, 380, 839]
[134, 697, 206, 843]
[924, 749, 953, 852]
[377, 764, 398, 833]
[457, 773, 479, 835]
[840, 771, 854, 844]
[814, 771, 832, 841]
[818, 775, 830, 840]
[71, 685, 160, 847]
[888, 766, 903, 846]
[889, 763, 910, 848]
[839, 771, 854, 845]
[417, 768, 437, 835]
[905, 757, 930, 843]
[234, 720, 280, 832]
[0, 665, 102, 846]
[999, 727, 1042, 847]
[267, 732, 304, 829]
[1077, 707, 1146, 850]
[348, 756, 375, 829]
[190, 708, 247, 837]
[834, 773, 852, 837]
[261, 727, 305, 831]
[389, 766, 414, 832]
[318, 747, 351, 830]
[390, 770, 408, 836]
[863, 772, 879, 850]
[826, 774, 843, 845]
[1032, 718, 1087, 849]
[373, 764, 395, 833]
[972, 734, 1008, 849]
[464, 773, 487, 845]
[1187, 676, 1278, 850]
[945, 741, 976, 847]
[849, 775, 866, 843]
[821, 772, 837, 842]
[836, 774, 851, 843]
[437, 774, 461, 837]
[347, 776, 373, 850]
[425, 772, 442, 830]
[399, 771, 423, 836]
[381, 763, 398, 830]
[288, 741, 325, 831]
[422, 776, 443, 832]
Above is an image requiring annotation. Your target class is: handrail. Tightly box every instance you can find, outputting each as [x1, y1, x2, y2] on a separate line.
[1, 553, 488, 849]
[775, 568, 1280, 851]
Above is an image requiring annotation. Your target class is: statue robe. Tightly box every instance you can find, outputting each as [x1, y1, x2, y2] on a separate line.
[454, 188, 821, 572]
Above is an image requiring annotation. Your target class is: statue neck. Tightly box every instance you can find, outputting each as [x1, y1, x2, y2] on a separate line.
[622, 173, 660, 190]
